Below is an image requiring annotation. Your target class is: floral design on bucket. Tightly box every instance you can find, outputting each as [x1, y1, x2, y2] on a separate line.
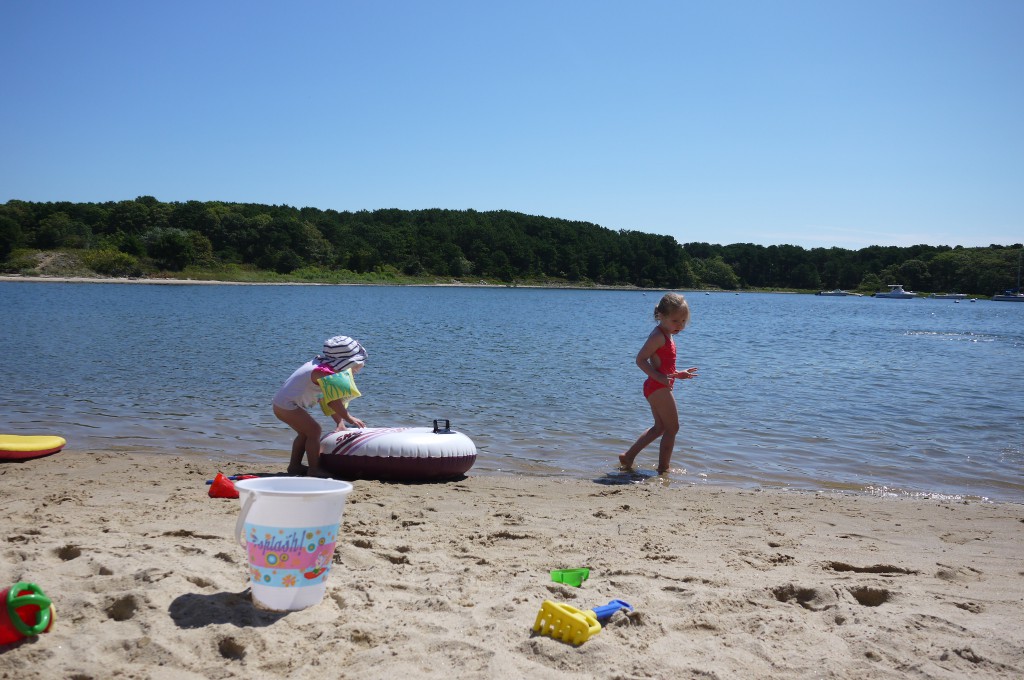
[243, 523, 339, 588]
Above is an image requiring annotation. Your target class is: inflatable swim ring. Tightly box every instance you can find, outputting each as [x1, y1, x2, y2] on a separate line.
[319, 420, 476, 481]
[0, 435, 66, 461]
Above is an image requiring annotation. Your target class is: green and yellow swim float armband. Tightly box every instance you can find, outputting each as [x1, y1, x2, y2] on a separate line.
[317, 368, 361, 416]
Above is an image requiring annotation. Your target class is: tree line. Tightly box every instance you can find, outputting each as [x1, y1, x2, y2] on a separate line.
[1, 197, 1020, 294]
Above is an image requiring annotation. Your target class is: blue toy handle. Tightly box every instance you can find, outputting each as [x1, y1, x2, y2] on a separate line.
[205, 475, 242, 485]
[591, 599, 633, 622]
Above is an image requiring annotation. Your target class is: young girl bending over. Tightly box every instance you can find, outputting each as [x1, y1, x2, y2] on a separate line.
[619, 293, 698, 474]
[273, 335, 367, 477]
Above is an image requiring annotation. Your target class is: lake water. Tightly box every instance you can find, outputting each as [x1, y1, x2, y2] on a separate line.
[2, 282, 1022, 502]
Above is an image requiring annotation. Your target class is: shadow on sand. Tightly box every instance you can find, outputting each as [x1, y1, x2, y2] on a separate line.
[169, 590, 288, 629]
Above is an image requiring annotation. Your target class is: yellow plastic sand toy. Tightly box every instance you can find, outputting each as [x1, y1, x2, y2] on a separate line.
[533, 600, 601, 645]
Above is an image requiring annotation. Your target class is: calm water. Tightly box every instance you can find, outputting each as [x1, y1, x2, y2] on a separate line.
[2, 282, 1022, 502]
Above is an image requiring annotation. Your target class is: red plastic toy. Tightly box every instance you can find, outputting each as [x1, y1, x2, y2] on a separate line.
[208, 473, 260, 499]
[0, 582, 54, 645]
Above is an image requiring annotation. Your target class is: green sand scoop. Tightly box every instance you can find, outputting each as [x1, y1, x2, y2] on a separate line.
[550, 568, 590, 587]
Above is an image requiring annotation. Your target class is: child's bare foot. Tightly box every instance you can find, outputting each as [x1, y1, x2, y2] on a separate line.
[287, 463, 309, 476]
[308, 467, 332, 479]
[618, 454, 634, 470]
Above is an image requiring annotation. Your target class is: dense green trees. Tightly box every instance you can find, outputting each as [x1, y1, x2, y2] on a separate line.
[1, 197, 1020, 294]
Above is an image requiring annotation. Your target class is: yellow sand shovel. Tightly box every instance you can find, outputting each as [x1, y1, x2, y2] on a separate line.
[532, 600, 601, 645]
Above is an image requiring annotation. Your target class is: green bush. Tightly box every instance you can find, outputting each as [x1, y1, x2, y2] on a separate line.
[83, 249, 143, 277]
[2, 249, 40, 273]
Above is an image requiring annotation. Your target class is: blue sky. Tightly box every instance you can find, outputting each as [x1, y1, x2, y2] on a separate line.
[2, 1, 1021, 250]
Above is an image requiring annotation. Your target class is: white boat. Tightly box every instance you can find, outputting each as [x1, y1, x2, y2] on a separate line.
[816, 289, 850, 296]
[928, 293, 969, 300]
[873, 284, 916, 299]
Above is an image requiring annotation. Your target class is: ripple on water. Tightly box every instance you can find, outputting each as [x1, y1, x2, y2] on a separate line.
[2, 284, 1022, 501]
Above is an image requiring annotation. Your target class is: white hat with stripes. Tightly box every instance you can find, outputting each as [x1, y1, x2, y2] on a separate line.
[317, 335, 367, 372]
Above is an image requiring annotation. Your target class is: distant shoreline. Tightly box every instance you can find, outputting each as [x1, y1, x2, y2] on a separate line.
[0, 274, 746, 293]
[0, 274, 372, 286]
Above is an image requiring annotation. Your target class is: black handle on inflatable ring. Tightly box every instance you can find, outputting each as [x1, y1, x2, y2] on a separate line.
[432, 419, 452, 434]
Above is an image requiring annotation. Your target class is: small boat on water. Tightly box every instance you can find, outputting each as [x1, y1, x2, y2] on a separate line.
[816, 289, 865, 297]
[993, 250, 1024, 301]
[873, 284, 916, 299]
[928, 293, 970, 300]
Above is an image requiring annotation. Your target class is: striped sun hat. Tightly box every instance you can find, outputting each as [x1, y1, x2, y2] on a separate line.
[317, 335, 367, 372]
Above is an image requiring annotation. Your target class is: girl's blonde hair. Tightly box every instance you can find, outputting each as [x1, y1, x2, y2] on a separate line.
[654, 293, 690, 328]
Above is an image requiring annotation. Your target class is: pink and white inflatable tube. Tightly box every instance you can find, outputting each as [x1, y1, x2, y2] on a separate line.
[319, 421, 477, 482]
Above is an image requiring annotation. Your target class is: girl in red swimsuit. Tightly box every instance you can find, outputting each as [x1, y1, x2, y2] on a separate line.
[619, 293, 698, 474]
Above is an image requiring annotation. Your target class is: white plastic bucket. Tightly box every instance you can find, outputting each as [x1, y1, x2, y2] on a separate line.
[234, 477, 353, 611]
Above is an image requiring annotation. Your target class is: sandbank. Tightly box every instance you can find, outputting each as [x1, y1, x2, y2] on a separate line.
[2, 449, 1022, 679]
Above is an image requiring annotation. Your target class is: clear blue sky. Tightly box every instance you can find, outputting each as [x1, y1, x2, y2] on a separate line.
[2, 1, 1021, 250]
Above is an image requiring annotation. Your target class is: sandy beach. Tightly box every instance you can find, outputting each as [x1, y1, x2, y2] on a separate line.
[0, 275, 354, 286]
[1, 450, 1022, 679]
[0, 274, 641, 290]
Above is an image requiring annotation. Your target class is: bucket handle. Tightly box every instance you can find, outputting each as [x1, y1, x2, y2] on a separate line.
[234, 490, 258, 548]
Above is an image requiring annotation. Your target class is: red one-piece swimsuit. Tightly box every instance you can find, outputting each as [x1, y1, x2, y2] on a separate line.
[642, 328, 676, 398]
